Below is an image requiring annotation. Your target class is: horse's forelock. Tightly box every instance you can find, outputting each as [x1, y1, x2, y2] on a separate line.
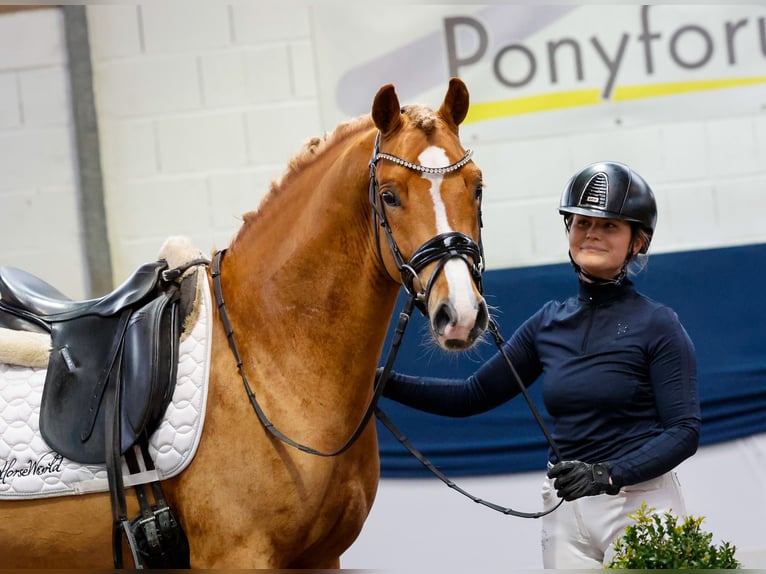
[402, 104, 439, 136]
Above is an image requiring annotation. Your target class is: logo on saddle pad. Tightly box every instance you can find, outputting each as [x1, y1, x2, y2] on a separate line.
[0, 451, 63, 485]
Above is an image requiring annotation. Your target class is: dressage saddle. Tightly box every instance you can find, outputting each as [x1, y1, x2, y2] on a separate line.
[0, 257, 204, 568]
[0, 259, 200, 464]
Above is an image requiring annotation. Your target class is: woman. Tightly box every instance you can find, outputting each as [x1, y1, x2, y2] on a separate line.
[382, 161, 701, 568]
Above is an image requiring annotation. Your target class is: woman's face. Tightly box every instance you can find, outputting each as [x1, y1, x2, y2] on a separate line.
[568, 214, 637, 280]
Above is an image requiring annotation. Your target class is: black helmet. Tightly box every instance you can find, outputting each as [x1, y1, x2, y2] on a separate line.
[559, 161, 657, 241]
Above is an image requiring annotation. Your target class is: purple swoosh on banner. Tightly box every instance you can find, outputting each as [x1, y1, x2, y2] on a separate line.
[335, 5, 578, 116]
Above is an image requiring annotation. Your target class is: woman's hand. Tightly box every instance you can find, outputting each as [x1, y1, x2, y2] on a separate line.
[547, 460, 620, 500]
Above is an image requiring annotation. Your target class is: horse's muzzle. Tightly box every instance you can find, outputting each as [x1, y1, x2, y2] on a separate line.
[431, 296, 489, 351]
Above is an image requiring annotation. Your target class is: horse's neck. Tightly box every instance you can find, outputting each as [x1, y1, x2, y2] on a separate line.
[216, 166, 399, 424]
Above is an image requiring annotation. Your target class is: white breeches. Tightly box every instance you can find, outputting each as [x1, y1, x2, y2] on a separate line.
[540, 470, 686, 569]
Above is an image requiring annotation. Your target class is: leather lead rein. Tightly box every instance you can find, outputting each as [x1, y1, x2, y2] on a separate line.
[375, 317, 565, 519]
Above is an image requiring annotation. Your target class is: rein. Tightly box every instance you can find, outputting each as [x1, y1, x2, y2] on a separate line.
[374, 317, 565, 519]
[211, 249, 391, 457]
[368, 131, 564, 518]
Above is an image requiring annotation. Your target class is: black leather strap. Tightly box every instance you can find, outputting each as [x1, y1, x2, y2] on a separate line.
[81, 309, 132, 442]
[372, 317, 566, 519]
[104, 348, 143, 569]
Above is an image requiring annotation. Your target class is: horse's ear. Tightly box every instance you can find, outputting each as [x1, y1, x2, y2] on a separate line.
[372, 83, 402, 137]
[439, 77, 470, 130]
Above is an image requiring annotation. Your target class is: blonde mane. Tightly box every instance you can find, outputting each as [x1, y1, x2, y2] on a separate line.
[233, 115, 372, 231]
[279, 115, 372, 188]
[234, 104, 440, 235]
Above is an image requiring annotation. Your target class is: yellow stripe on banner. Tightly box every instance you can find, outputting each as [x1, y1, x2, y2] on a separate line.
[465, 89, 601, 124]
[613, 76, 766, 101]
[464, 76, 766, 125]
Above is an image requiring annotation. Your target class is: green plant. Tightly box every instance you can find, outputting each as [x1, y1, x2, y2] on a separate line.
[607, 502, 741, 569]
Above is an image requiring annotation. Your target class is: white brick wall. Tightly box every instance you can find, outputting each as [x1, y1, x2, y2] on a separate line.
[230, 3, 312, 43]
[87, 2, 318, 284]
[2, 4, 766, 296]
[156, 111, 249, 172]
[95, 56, 202, 117]
[0, 8, 86, 298]
[0, 9, 65, 69]
[85, 5, 141, 59]
[0, 73, 20, 129]
[19, 66, 72, 127]
[140, 4, 231, 53]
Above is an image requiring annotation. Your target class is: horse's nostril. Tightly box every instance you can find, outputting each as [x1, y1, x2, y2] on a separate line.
[477, 300, 489, 331]
[469, 300, 490, 342]
[433, 301, 457, 336]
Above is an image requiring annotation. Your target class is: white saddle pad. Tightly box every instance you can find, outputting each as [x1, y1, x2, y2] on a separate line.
[0, 276, 212, 500]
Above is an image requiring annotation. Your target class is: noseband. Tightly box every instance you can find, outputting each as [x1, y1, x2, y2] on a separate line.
[368, 131, 484, 312]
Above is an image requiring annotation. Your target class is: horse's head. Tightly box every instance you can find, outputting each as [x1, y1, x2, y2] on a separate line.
[369, 78, 488, 351]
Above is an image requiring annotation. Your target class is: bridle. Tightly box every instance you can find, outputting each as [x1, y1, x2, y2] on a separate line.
[368, 131, 563, 518]
[367, 131, 484, 313]
[212, 129, 564, 518]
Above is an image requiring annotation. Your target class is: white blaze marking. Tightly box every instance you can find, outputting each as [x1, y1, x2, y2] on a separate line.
[418, 146, 478, 336]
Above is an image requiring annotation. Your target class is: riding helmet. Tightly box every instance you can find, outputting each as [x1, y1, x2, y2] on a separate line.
[559, 161, 657, 243]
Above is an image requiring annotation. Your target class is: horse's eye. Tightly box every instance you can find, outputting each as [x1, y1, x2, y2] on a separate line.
[381, 190, 401, 207]
[474, 183, 483, 201]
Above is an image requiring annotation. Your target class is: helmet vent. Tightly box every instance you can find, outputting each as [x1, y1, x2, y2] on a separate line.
[579, 173, 608, 209]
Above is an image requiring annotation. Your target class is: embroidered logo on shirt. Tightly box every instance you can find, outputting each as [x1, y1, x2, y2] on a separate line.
[616, 322, 629, 335]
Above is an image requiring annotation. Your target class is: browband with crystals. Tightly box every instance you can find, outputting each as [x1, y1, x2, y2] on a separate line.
[370, 131, 474, 175]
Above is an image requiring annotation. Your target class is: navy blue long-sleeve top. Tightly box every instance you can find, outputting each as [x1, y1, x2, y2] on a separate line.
[382, 279, 701, 487]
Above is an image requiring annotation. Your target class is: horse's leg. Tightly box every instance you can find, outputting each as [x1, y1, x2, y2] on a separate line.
[163, 440, 378, 568]
[285, 434, 381, 569]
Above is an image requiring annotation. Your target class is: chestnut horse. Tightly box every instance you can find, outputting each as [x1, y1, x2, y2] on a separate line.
[0, 78, 488, 568]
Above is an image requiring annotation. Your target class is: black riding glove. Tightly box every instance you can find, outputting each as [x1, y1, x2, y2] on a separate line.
[547, 460, 620, 501]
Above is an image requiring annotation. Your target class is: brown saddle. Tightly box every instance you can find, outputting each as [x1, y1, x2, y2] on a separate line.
[0, 259, 205, 464]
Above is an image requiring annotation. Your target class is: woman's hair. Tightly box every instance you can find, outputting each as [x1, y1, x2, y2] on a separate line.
[628, 225, 651, 276]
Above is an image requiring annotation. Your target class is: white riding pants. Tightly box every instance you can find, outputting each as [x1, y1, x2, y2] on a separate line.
[540, 470, 686, 569]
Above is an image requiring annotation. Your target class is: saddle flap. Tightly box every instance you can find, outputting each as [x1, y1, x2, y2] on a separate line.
[39, 312, 130, 463]
[0, 306, 50, 333]
[38, 273, 191, 464]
